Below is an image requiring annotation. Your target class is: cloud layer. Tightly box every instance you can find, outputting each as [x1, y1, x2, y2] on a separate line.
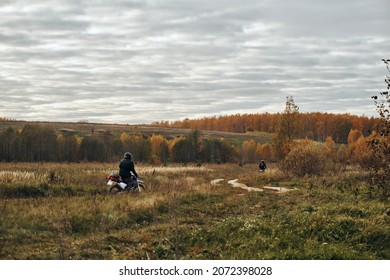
[0, 0, 388, 124]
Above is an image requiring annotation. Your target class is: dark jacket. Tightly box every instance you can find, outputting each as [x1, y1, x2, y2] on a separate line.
[119, 158, 138, 181]
[259, 161, 267, 170]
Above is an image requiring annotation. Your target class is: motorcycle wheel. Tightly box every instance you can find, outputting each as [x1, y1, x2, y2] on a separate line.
[109, 185, 122, 194]
[132, 183, 145, 193]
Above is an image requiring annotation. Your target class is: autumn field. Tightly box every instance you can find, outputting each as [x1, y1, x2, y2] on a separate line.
[0, 162, 388, 260]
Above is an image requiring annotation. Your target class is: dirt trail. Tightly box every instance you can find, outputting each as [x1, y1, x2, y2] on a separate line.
[262, 186, 297, 193]
[228, 179, 264, 192]
[210, 179, 225, 186]
[210, 178, 296, 193]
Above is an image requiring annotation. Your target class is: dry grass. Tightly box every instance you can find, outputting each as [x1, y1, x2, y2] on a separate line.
[0, 162, 389, 260]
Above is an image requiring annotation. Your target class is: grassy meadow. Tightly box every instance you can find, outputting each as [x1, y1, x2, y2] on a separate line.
[0, 162, 389, 260]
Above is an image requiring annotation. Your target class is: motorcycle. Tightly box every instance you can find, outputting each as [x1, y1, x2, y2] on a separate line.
[107, 173, 145, 194]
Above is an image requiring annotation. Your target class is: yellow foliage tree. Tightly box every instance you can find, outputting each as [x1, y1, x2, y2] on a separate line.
[256, 143, 273, 161]
[149, 134, 168, 164]
[337, 144, 348, 164]
[347, 129, 363, 145]
[242, 140, 256, 163]
[325, 136, 336, 161]
[352, 136, 374, 168]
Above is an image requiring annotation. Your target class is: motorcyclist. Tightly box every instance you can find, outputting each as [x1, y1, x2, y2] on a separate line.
[259, 160, 267, 172]
[119, 152, 138, 186]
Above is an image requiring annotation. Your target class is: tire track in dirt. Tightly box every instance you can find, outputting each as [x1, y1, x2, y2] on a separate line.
[210, 178, 296, 193]
[228, 179, 264, 192]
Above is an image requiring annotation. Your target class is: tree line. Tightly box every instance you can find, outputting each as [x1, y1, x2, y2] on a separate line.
[152, 111, 380, 144]
[0, 124, 238, 164]
[0, 121, 376, 166]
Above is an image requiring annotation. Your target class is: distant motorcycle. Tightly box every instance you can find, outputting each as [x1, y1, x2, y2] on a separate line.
[259, 160, 267, 173]
[107, 173, 145, 194]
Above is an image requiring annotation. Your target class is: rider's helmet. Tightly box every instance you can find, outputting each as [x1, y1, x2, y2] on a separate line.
[124, 152, 132, 160]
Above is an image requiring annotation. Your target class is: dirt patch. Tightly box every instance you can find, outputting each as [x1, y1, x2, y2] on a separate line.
[210, 179, 225, 186]
[228, 179, 264, 192]
[210, 178, 297, 193]
[262, 186, 297, 193]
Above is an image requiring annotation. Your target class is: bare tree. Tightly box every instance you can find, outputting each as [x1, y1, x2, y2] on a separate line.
[368, 59, 390, 198]
[272, 96, 301, 160]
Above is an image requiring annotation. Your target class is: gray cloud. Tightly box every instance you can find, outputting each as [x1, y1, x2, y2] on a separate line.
[0, 0, 388, 124]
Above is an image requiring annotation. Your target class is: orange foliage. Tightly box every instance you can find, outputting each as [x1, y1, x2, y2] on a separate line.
[242, 140, 256, 163]
[325, 136, 336, 161]
[351, 136, 374, 168]
[347, 129, 363, 145]
[256, 143, 273, 161]
[152, 112, 380, 143]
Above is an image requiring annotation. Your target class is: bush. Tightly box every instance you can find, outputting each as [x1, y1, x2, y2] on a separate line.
[281, 141, 333, 177]
[368, 59, 390, 197]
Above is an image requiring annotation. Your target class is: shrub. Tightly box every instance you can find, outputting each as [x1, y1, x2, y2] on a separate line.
[368, 59, 390, 197]
[351, 136, 375, 169]
[281, 141, 333, 177]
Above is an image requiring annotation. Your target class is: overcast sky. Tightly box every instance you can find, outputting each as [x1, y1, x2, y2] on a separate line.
[0, 0, 388, 124]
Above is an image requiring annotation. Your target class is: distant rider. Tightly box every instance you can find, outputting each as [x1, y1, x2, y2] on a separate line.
[259, 160, 267, 172]
[119, 152, 138, 186]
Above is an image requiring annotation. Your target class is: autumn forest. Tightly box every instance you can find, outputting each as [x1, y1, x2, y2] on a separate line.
[0, 109, 383, 165]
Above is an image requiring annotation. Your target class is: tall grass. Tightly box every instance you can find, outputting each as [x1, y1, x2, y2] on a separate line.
[0, 162, 388, 259]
